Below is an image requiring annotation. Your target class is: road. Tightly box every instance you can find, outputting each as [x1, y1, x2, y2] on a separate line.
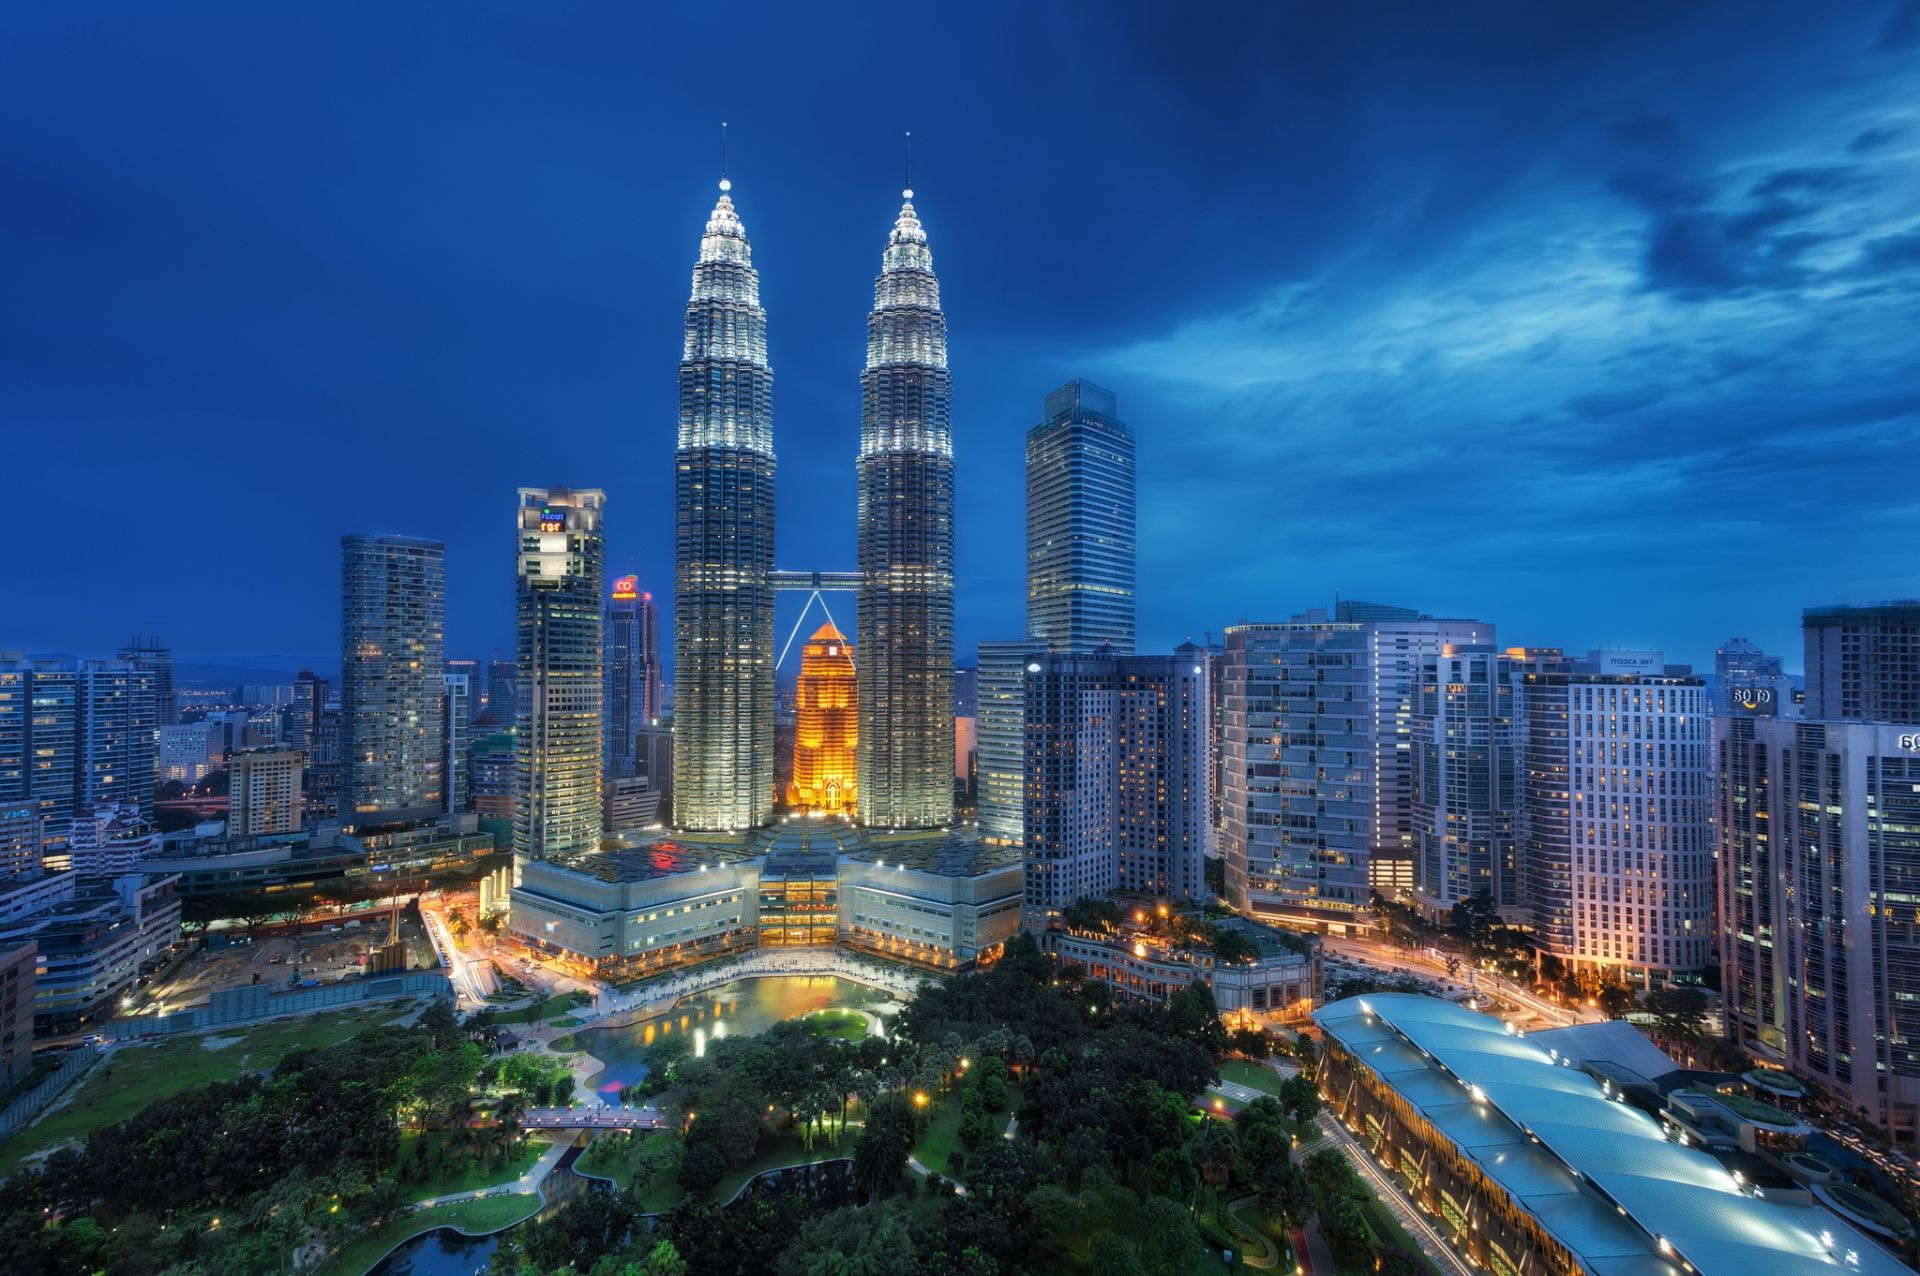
[419, 901, 492, 1010]
[1321, 936, 1586, 1028]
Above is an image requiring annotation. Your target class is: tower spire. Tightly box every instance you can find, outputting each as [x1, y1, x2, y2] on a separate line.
[720, 121, 731, 192]
[903, 130, 913, 200]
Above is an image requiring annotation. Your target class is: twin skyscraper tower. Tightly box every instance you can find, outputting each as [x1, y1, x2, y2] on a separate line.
[673, 170, 955, 833]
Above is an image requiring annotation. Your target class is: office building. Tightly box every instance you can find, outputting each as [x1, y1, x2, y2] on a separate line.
[287, 667, 330, 752]
[674, 178, 777, 833]
[604, 577, 661, 780]
[442, 670, 471, 815]
[1517, 655, 1713, 983]
[228, 748, 303, 836]
[306, 702, 341, 821]
[787, 622, 857, 814]
[0, 804, 41, 878]
[471, 728, 516, 821]
[1316, 993, 1909, 1276]
[606, 776, 664, 831]
[952, 665, 978, 718]
[117, 637, 176, 729]
[1803, 600, 1920, 721]
[1026, 379, 1135, 654]
[1719, 716, 1920, 1142]
[0, 940, 34, 1089]
[67, 804, 161, 877]
[1411, 645, 1518, 917]
[484, 660, 515, 725]
[158, 721, 221, 785]
[515, 487, 606, 859]
[1715, 637, 1789, 717]
[1021, 645, 1212, 929]
[976, 640, 1034, 844]
[340, 534, 446, 825]
[856, 188, 955, 830]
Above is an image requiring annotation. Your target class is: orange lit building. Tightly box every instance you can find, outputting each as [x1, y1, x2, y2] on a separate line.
[787, 622, 857, 813]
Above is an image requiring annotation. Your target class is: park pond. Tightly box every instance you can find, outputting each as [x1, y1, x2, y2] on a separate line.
[571, 974, 903, 1096]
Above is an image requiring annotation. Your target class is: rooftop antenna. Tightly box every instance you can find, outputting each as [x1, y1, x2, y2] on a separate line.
[719, 121, 731, 192]
[903, 130, 913, 200]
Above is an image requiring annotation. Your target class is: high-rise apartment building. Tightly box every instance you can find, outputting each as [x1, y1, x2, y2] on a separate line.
[1803, 600, 1920, 721]
[0, 657, 156, 854]
[227, 748, 303, 836]
[442, 670, 471, 815]
[1221, 621, 1371, 930]
[1719, 717, 1920, 1141]
[286, 667, 330, 752]
[0, 804, 40, 878]
[76, 661, 157, 822]
[306, 702, 341, 821]
[1020, 645, 1212, 929]
[604, 577, 661, 780]
[1516, 657, 1712, 984]
[339, 534, 446, 825]
[976, 641, 1035, 844]
[1026, 380, 1135, 654]
[1411, 645, 1518, 918]
[674, 179, 776, 833]
[1338, 601, 1493, 899]
[787, 622, 857, 813]
[857, 190, 954, 830]
[1714, 636, 1788, 717]
[515, 487, 605, 859]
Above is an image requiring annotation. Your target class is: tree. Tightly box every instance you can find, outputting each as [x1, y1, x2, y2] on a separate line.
[1642, 987, 1709, 1045]
[1278, 1073, 1321, 1127]
[1136, 1195, 1207, 1276]
[1320, 1197, 1371, 1270]
[677, 1140, 725, 1193]
[1259, 1160, 1314, 1232]
[1143, 1146, 1196, 1203]
[853, 1093, 916, 1200]
[1190, 1120, 1240, 1186]
[1304, 1147, 1357, 1197]
[1375, 1247, 1428, 1276]
[1237, 1097, 1294, 1175]
[1087, 1230, 1147, 1276]
[1598, 982, 1637, 1018]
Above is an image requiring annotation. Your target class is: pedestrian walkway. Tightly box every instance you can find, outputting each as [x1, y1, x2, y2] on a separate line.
[410, 1131, 573, 1208]
[1312, 1113, 1473, 1276]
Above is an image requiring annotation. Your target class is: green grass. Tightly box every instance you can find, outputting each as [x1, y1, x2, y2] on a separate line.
[493, 990, 591, 1025]
[316, 1192, 540, 1276]
[1226, 1194, 1295, 1269]
[0, 1004, 408, 1177]
[394, 1130, 549, 1204]
[912, 1094, 967, 1177]
[802, 1009, 870, 1040]
[633, 1127, 848, 1212]
[1216, 1059, 1284, 1097]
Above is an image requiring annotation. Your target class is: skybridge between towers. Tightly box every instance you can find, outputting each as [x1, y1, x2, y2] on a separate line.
[771, 569, 860, 672]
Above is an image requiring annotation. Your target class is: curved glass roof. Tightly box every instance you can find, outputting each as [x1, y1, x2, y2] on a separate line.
[1315, 993, 1912, 1276]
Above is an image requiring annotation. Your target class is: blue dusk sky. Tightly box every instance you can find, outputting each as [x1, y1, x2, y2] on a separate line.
[2, 2, 1915, 678]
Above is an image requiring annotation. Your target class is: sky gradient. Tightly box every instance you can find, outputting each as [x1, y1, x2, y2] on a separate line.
[3, 2, 1915, 678]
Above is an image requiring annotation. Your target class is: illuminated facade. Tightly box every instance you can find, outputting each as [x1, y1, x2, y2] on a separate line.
[605, 576, 661, 779]
[515, 487, 606, 860]
[674, 179, 776, 832]
[788, 622, 857, 813]
[340, 534, 445, 826]
[1027, 380, 1135, 654]
[856, 190, 954, 830]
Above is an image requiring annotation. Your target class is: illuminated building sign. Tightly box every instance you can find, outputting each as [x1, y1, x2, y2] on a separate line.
[539, 508, 567, 533]
[612, 576, 639, 601]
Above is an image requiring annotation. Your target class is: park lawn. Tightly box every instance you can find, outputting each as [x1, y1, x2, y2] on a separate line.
[0, 1004, 408, 1177]
[394, 1130, 549, 1204]
[911, 1079, 1022, 1180]
[494, 990, 591, 1025]
[317, 1192, 540, 1276]
[634, 1127, 850, 1212]
[803, 1009, 869, 1040]
[1216, 1059, 1284, 1097]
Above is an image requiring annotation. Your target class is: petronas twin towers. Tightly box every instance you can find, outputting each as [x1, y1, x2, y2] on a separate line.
[673, 170, 954, 833]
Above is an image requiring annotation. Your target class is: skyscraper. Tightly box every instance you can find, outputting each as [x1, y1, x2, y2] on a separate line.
[1411, 645, 1517, 918]
[485, 660, 515, 724]
[1714, 636, 1788, 717]
[787, 622, 857, 814]
[76, 660, 157, 821]
[339, 534, 445, 825]
[116, 638, 176, 728]
[1516, 656, 1712, 984]
[1719, 717, 1920, 1140]
[976, 641, 1036, 844]
[515, 487, 605, 860]
[1803, 600, 1920, 721]
[1026, 380, 1135, 653]
[604, 577, 660, 780]
[442, 669, 471, 815]
[857, 186, 954, 830]
[674, 177, 776, 833]
[287, 667, 329, 753]
[1021, 645, 1211, 929]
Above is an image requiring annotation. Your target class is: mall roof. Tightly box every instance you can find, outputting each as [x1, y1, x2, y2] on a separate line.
[1314, 994, 1910, 1276]
[1528, 1018, 1684, 1084]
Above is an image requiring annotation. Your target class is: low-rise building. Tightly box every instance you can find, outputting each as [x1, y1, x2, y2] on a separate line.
[0, 940, 35, 1087]
[0, 874, 181, 1031]
[1040, 902, 1320, 1018]
[1314, 993, 1906, 1276]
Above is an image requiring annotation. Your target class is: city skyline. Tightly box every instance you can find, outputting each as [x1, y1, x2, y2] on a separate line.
[3, 4, 1915, 675]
